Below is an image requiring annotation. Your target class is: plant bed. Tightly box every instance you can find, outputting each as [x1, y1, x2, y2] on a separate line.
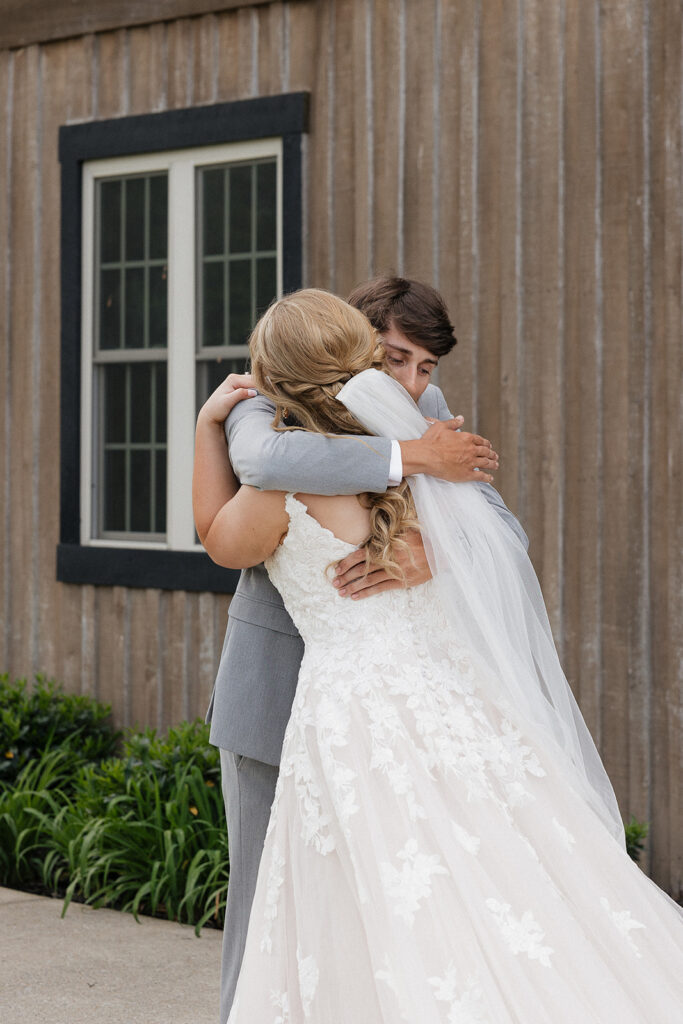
[0, 674, 228, 934]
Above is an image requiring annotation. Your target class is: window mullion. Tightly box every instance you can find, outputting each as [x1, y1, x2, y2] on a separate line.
[166, 157, 197, 550]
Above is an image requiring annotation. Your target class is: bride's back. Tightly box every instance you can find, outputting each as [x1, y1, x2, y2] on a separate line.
[294, 492, 372, 548]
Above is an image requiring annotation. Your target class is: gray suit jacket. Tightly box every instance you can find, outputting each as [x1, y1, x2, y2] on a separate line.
[205, 383, 528, 765]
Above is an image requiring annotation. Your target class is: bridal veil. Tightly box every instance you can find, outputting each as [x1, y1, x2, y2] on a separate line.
[338, 369, 626, 848]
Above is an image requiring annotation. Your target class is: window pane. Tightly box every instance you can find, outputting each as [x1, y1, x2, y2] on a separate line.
[202, 261, 225, 347]
[196, 356, 248, 413]
[130, 450, 151, 532]
[124, 267, 145, 348]
[125, 177, 145, 262]
[130, 363, 151, 443]
[256, 256, 277, 316]
[229, 164, 252, 253]
[154, 362, 167, 443]
[103, 364, 126, 445]
[149, 263, 167, 348]
[99, 269, 121, 349]
[155, 450, 166, 533]
[256, 162, 276, 251]
[202, 168, 225, 257]
[100, 180, 121, 264]
[229, 259, 252, 346]
[149, 175, 168, 260]
[103, 450, 126, 531]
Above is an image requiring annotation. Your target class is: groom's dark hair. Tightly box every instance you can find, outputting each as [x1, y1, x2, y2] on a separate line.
[347, 275, 457, 358]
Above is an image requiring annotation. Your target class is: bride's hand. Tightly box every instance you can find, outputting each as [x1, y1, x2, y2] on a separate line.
[199, 372, 257, 426]
[332, 531, 431, 600]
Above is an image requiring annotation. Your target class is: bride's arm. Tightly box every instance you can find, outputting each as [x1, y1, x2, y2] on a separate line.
[203, 486, 289, 569]
[193, 378, 257, 543]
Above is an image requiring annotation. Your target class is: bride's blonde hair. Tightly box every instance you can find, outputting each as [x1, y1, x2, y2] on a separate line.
[249, 288, 418, 579]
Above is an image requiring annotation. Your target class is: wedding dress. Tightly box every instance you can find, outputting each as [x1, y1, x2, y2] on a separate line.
[227, 375, 683, 1022]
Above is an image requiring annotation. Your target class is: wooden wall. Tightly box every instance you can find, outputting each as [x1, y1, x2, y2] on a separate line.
[0, 0, 681, 898]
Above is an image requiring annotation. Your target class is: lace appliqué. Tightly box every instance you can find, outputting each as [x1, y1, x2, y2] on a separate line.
[600, 897, 646, 958]
[428, 962, 490, 1022]
[485, 898, 554, 967]
[380, 838, 449, 927]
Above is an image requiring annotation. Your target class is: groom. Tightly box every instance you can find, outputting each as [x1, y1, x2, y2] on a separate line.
[204, 276, 528, 1023]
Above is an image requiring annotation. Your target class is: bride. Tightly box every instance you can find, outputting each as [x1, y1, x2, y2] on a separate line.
[200, 289, 683, 1022]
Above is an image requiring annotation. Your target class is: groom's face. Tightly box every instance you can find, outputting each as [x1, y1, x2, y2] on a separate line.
[379, 323, 439, 403]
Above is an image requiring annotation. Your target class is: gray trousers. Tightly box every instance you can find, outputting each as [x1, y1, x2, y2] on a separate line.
[219, 749, 279, 1024]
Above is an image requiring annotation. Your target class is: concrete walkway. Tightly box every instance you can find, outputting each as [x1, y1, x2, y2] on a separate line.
[1, 886, 222, 1023]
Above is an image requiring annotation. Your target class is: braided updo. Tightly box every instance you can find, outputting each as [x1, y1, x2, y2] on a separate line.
[249, 288, 419, 579]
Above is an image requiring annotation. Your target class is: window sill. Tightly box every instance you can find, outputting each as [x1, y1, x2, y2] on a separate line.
[56, 543, 240, 593]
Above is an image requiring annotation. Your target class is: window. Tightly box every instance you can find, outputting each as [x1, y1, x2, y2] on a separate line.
[58, 94, 308, 591]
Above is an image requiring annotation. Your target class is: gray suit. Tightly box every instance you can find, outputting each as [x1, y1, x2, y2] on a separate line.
[206, 383, 527, 1023]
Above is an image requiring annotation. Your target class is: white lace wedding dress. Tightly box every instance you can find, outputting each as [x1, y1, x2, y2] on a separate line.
[227, 493, 683, 1023]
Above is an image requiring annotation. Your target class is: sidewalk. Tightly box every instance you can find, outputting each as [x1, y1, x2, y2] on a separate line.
[1, 886, 222, 1023]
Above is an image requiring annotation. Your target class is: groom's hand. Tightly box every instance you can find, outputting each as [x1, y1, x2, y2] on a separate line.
[332, 531, 431, 599]
[399, 417, 499, 483]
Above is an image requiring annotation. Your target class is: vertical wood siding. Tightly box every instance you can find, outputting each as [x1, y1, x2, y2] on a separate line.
[0, 0, 680, 897]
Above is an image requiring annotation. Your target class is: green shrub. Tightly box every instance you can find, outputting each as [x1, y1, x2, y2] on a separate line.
[0, 673, 118, 785]
[624, 815, 649, 862]
[0, 675, 228, 934]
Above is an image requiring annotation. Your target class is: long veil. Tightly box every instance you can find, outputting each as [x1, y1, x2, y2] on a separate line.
[338, 369, 626, 848]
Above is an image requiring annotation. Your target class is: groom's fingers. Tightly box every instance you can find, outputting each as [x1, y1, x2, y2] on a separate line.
[333, 548, 368, 589]
[338, 566, 396, 598]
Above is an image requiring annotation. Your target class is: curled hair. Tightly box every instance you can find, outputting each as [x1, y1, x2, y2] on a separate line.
[249, 288, 419, 579]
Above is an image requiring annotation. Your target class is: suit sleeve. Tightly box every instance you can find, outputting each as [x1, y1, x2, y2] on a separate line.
[431, 385, 530, 551]
[224, 394, 393, 495]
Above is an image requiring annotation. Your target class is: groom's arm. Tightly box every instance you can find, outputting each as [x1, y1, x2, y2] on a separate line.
[225, 389, 496, 495]
[226, 394, 394, 495]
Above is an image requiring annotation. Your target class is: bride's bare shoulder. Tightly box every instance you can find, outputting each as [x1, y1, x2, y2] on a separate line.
[294, 493, 371, 547]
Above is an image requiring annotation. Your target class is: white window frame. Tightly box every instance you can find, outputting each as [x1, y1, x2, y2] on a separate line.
[80, 137, 283, 551]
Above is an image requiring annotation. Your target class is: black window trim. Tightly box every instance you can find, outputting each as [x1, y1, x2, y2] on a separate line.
[57, 91, 309, 593]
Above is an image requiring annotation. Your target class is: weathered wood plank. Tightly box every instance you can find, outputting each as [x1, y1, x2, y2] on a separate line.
[193, 13, 218, 105]
[599, 0, 646, 816]
[161, 590, 189, 728]
[36, 35, 71, 681]
[129, 588, 163, 729]
[95, 586, 127, 723]
[80, 585, 98, 698]
[307, 0, 333, 287]
[48, 35, 97, 692]
[287, 0, 316, 93]
[0, 50, 12, 670]
[95, 28, 128, 117]
[196, 592, 220, 719]
[349, 0, 372, 286]
[331, 0, 356, 296]
[129, 20, 167, 113]
[7, 45, 40, 679]
[519, 0, 564, 639]
[476, 0, 522, 516]
[370, 0, 401, 276]
[0, 0, 273, 52]
[649, 0, 682, 897]
[167, 17, 195, 108]
[436, 0, 478, 433]
[237, 7, 258, 98]
[402, 0, 435, 284]
[561, 0, 602, 747]
[215, 8, 241, 100]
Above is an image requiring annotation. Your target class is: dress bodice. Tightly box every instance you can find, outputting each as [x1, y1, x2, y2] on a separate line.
[264, 493, 438, 652]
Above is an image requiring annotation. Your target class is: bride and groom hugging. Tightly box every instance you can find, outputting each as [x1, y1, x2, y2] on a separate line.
[194, 276, 683, 1023]
[195, 275, 525, 1022]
